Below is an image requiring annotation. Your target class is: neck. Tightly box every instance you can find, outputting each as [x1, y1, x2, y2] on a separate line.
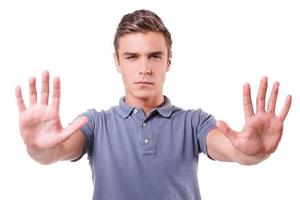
[125, 94, 165, 116]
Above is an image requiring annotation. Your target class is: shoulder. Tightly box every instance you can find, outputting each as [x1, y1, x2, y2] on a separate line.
[82, 108, 104, 118]
[171, 106, 216, 125]
[82, 105, 121, 121]
[171, 106, 210, 118]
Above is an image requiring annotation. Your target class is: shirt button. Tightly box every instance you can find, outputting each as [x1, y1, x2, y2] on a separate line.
[142, 122, 147, 127]
[144, 139, 150, 144]
[133, 109, 138, 114]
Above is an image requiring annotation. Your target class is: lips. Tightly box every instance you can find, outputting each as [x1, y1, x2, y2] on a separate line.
[135, 81, 154, 85]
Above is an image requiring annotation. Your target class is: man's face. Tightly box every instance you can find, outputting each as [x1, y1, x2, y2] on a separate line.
[114, 31, 171, 100]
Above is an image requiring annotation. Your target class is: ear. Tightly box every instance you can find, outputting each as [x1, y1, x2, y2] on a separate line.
[166, 50, 172, 72]
[113, 53, 121, 73]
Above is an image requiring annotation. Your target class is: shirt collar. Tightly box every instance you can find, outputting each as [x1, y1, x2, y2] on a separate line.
[117, 96, 173, 119]
[118, 97, 135, 118]
[156, 96, 173, 118]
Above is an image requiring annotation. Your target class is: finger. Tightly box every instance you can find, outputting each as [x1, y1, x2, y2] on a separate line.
[51, 77, 60, 111]
[217, 120, 238, 145]
[15, 86, 26, 112]
[59, 116, 88, 143]
[243, 83, 254, 118]
[267, 81, 279, 114]
[40, 71, 50, 105]
[256, 77, 268, 113]
[279, 95, 292, 121]
[29, 77, 37, 105]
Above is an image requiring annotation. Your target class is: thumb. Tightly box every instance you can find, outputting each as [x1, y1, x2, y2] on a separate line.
[59, 116, 88, 142]
[217, 120, 238, 145]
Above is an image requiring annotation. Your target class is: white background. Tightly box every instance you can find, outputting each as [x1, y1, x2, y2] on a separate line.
[0, 0, 299, 199]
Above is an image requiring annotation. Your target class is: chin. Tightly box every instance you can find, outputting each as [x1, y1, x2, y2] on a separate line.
[130, 90, 158, 100]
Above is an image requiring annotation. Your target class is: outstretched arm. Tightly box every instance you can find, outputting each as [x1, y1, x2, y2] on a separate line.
[206, 77, 292, 165]
[16, 71, 87, 164]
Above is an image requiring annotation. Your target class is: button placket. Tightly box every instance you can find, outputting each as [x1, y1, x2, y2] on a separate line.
[141, 122, 150, 145]
[139, 119, 155, 155]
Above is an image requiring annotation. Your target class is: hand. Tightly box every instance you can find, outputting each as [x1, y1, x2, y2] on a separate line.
[15, 71, 87, 151]
[217, 77, 292, 158]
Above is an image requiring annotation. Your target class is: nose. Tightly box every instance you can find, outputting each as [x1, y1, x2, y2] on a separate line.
[139, 58, 152, 76]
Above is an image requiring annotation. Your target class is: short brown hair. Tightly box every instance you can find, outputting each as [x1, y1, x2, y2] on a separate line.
[114, 9, 172, 56]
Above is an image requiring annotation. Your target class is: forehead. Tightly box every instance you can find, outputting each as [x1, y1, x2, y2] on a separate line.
[118, 32, 168, 54]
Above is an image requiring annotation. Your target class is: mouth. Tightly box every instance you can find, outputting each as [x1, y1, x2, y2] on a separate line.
[135, 81, 154, 85]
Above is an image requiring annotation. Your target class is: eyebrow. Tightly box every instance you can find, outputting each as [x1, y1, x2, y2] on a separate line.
[122, 51, 163, 57]
[148, 51, 163, 56]
[122, 52, 138, 57]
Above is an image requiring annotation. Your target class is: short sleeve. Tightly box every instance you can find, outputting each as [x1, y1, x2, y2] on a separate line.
[192, 109, 217, 156]
[73, 108, 98, 161]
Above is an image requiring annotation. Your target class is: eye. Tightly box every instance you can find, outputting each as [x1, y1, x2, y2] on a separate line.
[149, 54, 161, 59]
[126, 55, 137, 60]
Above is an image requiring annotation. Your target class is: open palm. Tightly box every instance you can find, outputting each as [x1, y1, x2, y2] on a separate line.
[218, 77, 292, 157]
[16, 71, 87, 151]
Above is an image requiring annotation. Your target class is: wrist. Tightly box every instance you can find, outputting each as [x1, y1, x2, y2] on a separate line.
[26, 145, 61, 165]
[234, 148, 270, 165]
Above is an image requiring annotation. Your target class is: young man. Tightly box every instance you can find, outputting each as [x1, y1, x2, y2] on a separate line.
[15, 9, 292, 200]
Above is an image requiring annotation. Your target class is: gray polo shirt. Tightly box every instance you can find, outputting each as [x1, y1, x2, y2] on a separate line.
[78, 96, 216, 200]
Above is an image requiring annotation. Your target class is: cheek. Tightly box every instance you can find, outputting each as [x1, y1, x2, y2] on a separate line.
[155, 69, 167, 82]
[120, 61, 139, 74]
[121, 68, 136, 84]
[160, 73, 166, 83]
